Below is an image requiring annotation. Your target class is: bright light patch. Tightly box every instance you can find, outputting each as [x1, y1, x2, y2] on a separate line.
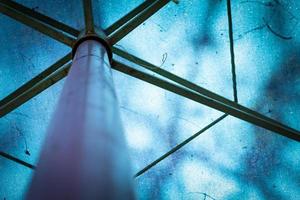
[125, 122, 153, 150]
[181, 160, 238, 199]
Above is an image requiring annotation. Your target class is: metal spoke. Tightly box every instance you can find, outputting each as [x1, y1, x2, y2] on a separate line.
[113, 47, 296, 136]
[112, 60, 300, 142]
[1, 49, 299, 143]
[0, 63, 71, 117]
[0, 0, 298, 144]
[0, 2, 75, 46]
[83, 0, 95, 33]
[0, 151, 35, 170]
[105, 0, 156, 35]
[0, 112, 225, 174]
[0, 0, 174, 116]
[0, 114, 227, 175]
[0, 53, 71, 107]
[226, 0, 238, 102]
[0, 0, 79, 37]
[134, 114, 228, 177]
[108, 0, 171, 45]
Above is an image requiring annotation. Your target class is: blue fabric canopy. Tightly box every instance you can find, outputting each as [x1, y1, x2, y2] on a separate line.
[0, 0, 300, 199]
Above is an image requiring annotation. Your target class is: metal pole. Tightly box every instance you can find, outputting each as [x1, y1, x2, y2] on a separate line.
[26, 39, 135, 199]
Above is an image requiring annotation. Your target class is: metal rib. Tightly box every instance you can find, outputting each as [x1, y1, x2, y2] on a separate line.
[226, 0, 238, 102]
[1, 50, 299, 143]
[105, 0, 156, 35]
[0, 53, 71, 107]
[113, 47, 296, 137]
[134, 114, 228, 178]
[83, 0, 95, 33]
[112, 60, 300, 142]
[0, 63, 71, 117]
[0, 0, 79, 37]
[0, 151, 35, 170]
[0, 2, 75, 46]
[108, 0, 171, 45]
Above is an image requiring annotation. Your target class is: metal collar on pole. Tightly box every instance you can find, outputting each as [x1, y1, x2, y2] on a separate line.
[72, 28, 113, 64]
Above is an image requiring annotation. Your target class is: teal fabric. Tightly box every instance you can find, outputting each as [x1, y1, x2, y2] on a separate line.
[0, 0, 300, 199]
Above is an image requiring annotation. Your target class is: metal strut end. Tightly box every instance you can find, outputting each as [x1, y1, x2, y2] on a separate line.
[72, 28, 113, 63]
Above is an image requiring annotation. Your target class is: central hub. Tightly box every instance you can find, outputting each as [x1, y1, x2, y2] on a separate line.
[72, 28, 112, 63]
